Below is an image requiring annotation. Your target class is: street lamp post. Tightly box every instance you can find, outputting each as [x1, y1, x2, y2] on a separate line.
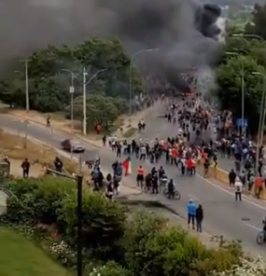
[129, 48, 159, 117]
[60, 69, 76, 158]
[46, 168, 84, 276]
[23, 59, 29, 149]
[225, 51, 245, 135]
[82, 68, 107, 135]
[25, 60, 29, 113]
[252, 71, 266, 176]
[14, 60, 30, 148]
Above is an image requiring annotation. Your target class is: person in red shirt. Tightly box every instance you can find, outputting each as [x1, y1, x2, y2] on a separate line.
[191, 158, 196, 175]
[171, 147, 177, 165]
[201, 150, 206, 163]
[186, 158, 193, 176]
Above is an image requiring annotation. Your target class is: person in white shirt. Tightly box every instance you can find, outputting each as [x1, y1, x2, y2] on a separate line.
[235, 176, 243, 201]
[139, 145, 146, 161]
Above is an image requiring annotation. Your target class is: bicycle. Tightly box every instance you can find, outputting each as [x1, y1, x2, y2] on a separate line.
[163, 188, 181, 200]
[256, 230, 266, 245]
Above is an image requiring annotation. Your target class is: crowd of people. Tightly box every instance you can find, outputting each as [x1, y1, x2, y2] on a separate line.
[78, 91, 266, 235]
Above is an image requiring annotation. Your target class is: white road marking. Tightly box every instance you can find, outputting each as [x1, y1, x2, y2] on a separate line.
[188, 194, 198, 201]
[243, 222, 261, 231]
[143, 146, 266, 211]
[196, 173, 266, 211]
[143, 147, 266, 211]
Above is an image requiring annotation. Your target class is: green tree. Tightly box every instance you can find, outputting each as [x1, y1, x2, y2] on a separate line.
[124, 215, 241, 276]
[0, 78, 26, 108]
[4, 176, 75, 224]
[31, 75, 70, 112]
[245, 4, 266, 40]
[123, 211, 168, 275]
[66, 95, 125, 132]
[226, 24, 244, 38]
[74, 38, 142, 98]
[223, 36, 266, 67]
[0, 38, 143, 113]
[58, 190, 126, 260]
[5, 176, 245, 276]
[216, 55, 265, 133]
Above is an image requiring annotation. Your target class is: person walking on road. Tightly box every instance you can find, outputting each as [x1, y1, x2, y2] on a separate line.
[136, 165, 145, 188]
[196, 204, 204, 232]
[228, 169, 236, 188]
[187, 199, 196, 229]
[235, 176, 243, 201]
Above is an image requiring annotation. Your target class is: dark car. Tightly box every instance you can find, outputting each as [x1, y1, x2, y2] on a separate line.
[61, 139, 85, 153]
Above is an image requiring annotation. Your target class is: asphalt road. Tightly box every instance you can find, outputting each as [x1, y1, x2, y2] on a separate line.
[1, 106, 266, 255]
[132, 103, 266, 255]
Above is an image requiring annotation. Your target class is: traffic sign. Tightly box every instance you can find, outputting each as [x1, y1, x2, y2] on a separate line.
[236, 118, 248, 128]
[69, 86, 75, 94]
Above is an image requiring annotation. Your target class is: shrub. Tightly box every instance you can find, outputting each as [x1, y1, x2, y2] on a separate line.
[49, 240, 76, 268]
[212, 257, 266, 276]
[123, 210, 167, 272]
[4, 176, 75, 224]
[88, 261, 131, 276]
[4, 177, 246, 276]
[58, 190, 126, 261]
[123, 211, 242, 276]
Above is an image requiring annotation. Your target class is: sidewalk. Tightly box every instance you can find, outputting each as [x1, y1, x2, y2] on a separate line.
[8, 102, 160, 149]
[0, 191, 7, 215]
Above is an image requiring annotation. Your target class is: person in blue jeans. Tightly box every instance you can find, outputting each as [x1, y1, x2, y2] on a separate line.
[187, 199, 196, 229]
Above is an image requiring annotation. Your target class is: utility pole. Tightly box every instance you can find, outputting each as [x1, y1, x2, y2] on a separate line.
[241, 66, 245, 136]
[83, 67, 87, 136]
[25, 60, 29, 112]
[24, 59, 29, 149]
[82, 68, 107, 135]
[76, 174, 83, 276]
[46, 169, 84, 276]
[60, 69, 75, 159]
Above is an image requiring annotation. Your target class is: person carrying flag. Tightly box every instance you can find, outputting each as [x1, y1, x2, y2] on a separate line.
[136, 165, 145, 188]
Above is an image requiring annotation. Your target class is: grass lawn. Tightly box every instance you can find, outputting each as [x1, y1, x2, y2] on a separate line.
[0, 226, 72, 276]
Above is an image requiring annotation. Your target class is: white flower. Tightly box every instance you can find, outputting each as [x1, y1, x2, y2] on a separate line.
[212, 257, 266, 276]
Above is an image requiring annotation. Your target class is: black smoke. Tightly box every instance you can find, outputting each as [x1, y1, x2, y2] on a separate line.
[0, 0, 223, 91]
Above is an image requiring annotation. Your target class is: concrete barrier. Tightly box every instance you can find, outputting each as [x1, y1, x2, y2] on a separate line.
[199, 164, 266, 200]
[214, 167, 228, 185]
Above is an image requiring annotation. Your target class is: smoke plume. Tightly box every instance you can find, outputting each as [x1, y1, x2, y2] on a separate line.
[0, 0, 225, 90]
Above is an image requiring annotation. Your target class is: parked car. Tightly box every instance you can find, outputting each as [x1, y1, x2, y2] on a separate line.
[61, 139, 85, 153]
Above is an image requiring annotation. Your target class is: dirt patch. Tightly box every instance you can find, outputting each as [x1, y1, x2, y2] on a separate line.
[9, 159, 44, 178]
[0, 129, 78, 174]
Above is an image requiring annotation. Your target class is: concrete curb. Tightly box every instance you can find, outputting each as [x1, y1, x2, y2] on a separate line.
[198, 162, 266, 200]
